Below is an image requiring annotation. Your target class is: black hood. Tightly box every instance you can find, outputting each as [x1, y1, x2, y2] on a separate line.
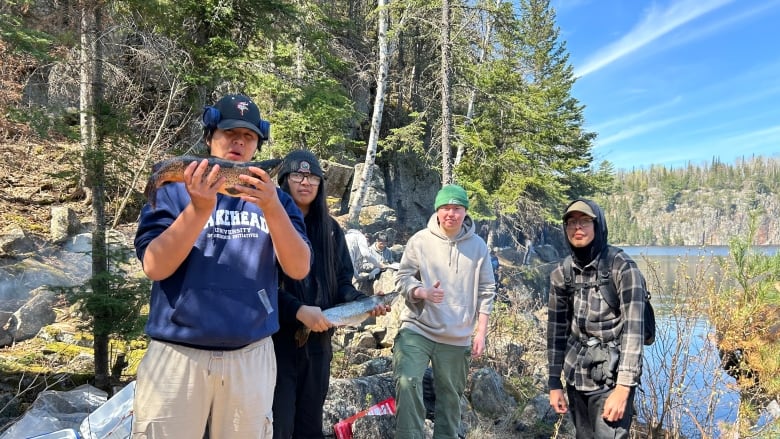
[561, 198, 608, 266]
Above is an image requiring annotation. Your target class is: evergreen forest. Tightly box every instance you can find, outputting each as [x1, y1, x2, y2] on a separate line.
[1, 0, 605, 232]
[1, 0, 776, 244]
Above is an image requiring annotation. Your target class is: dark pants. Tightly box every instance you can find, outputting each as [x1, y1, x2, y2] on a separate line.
[566, 386, 635, 439]
[272, 331, 332, 439]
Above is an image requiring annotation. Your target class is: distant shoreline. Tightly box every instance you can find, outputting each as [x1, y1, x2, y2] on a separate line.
[621, 245, 779, 257]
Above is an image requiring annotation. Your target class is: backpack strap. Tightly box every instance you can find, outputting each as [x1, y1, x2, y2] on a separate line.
[562, 255, 574, 294]
[560, 254, 577, 326]
[564, 253, 606, 294]
[597, 246, 623, 311]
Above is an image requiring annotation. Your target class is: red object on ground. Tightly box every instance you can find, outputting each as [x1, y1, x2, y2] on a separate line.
[333, 397, 396, 439]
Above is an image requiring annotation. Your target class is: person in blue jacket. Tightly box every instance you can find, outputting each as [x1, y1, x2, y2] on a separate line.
[133, 94, 311, 439]
[272, 150, 389, 439]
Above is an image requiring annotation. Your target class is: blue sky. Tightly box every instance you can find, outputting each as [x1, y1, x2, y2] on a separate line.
[553, 0, 780, 171]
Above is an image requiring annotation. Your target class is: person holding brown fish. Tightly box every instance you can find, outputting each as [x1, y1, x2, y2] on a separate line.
[393, 184, 496, 439]
[271, 150, 391, 439]
[133, 94, 311, 439]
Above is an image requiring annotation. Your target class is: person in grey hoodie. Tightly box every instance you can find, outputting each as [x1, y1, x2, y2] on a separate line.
[393, 184, 496, 439]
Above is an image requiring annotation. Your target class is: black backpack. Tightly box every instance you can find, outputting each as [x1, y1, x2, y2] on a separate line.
[562, 246, 656, 346]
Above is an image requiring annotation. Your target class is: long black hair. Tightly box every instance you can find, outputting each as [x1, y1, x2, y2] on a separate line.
[279, 177, 338, 305]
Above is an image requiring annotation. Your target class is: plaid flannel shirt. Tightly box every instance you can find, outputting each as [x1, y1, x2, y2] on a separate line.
[547, 248, 646, 392]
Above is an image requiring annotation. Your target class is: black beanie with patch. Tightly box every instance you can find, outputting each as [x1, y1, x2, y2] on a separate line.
[277, 150, 324, 185]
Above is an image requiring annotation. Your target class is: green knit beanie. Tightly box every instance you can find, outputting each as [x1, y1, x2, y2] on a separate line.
[434, 184, 469, 210]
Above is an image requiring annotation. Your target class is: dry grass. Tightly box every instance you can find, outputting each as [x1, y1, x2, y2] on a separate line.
[1, 141, 87, 236]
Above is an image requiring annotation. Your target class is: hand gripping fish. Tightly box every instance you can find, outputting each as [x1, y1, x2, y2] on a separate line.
[144, 155, 283, 208]
[294, 292, 399, 347]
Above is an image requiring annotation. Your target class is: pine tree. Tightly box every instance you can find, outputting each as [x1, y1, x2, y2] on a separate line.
[455, 0, 597, 236]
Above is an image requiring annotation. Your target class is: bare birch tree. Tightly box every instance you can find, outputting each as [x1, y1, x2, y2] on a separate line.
[455, 0, 502, 167]
[348, 0, 391, 226]
[440, 0, 453, 184]
[79, 4, 97, 169]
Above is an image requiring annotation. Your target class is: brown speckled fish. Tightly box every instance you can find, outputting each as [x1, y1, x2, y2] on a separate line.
[144, 155, 282, 208]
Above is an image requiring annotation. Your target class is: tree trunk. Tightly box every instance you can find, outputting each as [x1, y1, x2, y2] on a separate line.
[456, 0, 501, 167]
[79, 2, 96, 159]
[79, 0, 110, 391]
[440, 0, 453, 185]
[295, 35, 305, 80]
[348, 0, 391, 226]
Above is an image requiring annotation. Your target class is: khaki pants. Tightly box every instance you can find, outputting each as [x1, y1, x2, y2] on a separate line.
[132, 338, 276, 439]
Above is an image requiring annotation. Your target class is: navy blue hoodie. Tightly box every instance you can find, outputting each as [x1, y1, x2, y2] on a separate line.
[135, 182, 308, 349]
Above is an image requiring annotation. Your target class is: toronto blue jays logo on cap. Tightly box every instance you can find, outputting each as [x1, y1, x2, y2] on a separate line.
[298, 161, 311, 172]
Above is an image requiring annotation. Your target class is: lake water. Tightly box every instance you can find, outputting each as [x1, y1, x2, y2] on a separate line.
[622, 245, 779, 257]
[620, 246, 779, 437]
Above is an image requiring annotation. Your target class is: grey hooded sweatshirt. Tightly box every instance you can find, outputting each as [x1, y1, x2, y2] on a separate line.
[395, 213, 496, 346]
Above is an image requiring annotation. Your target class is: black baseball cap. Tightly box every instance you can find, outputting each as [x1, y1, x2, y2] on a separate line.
[214, 94, 266, 139]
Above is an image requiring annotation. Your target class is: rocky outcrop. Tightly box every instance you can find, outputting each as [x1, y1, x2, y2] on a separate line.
[324, 373, 396, 435]
[469, 368, 517, 417]
[0, 286, 57, 346]
[326, 154, 441, 237]
[50, 206, 81, 244]
[603, 188, 780, 245]
[0, 226, 38, 257]
[0, 217, 138, 349]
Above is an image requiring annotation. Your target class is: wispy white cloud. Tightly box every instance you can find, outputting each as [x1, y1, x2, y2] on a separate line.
[593, 69, 780, 147]
[602, 120, 780, 169]
[714, 124, 780, 147]
[574, 0, 735, 78]
[662, 0, 780, 48]
[653, 125, 780, 167]
[565, 1, 780, 169]
[552, 0, 592, 15]
[596, 115, 683, 147]
[590, 96, 682, 132]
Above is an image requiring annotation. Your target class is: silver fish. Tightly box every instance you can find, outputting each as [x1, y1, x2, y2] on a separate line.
[294, 292, 398, 347]
[324, 292, 399, 326]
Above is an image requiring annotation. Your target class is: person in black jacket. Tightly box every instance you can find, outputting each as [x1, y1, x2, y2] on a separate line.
[272, 150, 390, 439]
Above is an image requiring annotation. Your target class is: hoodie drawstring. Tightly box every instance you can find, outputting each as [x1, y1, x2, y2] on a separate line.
[208, 350, 226, 387]
[448, 239, 461, 273]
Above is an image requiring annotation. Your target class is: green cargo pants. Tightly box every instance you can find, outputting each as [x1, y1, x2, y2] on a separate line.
[393, 328, 470, 439]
